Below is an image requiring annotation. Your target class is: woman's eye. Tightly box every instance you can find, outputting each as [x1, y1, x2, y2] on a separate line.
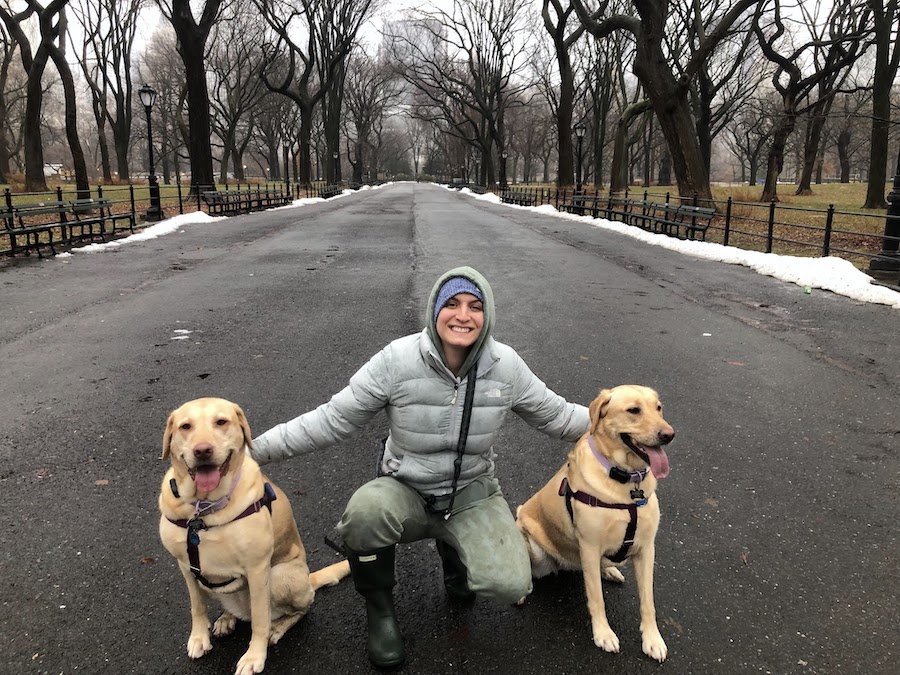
[471, 304, 484, 312]
[627, 407, 640, 414]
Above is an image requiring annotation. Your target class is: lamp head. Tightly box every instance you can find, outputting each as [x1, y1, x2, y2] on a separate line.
[138, 84, 157, 110]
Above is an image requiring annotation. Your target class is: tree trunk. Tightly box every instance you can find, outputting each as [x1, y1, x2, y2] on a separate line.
[610, 100, 652, 193]
[48, 46, 90, 197]
[169, 0, 221, 192]
[760, 114, 797, 202]
[630, 2, 713, 202]
[837, 127, 851, 182]
[23, 43, 50, 192]
[863, 0, 899, 209]
[796, 99, 831, 196]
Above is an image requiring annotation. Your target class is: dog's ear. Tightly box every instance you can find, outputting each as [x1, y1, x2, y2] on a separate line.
[588, 389, 613, 435]
[162, 411, 176, 460]
[233, 402, 254, 452]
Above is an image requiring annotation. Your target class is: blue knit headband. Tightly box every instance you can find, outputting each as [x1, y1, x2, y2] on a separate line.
[434, 277, 484, 323]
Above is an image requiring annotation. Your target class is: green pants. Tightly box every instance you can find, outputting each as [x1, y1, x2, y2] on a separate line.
[336, 475, 532, 604]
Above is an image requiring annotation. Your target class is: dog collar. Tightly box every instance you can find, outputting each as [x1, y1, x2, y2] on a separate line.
[170, 467, 244, 518]
[588, 437, 649, 484]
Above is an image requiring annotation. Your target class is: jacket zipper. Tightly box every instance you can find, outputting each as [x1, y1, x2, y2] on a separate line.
[450, 382, 459, 406]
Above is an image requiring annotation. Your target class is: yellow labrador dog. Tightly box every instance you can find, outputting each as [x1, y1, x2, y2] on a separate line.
[516, 385, 674, 662]
[158, 397, 350, 675]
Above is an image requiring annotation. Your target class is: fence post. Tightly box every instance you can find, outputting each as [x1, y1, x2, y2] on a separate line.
[129, 184, 136, 220]
[767, 200, 776, 253]
[823, 204, 834, 257]
[724, 196, 732, 247]
[196, 185, 202, 212]
[177, 179, 184, 214]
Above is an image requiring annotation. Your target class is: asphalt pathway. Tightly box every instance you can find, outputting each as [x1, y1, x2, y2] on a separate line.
[0, 182, 896, 674]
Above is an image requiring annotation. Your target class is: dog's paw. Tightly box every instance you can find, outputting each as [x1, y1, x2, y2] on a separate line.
[642, 629, 668, 662]
[235, 648, 266, 675]
[601, 566, 625, 584]
[186, 632, 212, 659]
[213, 611, 238, 637]
[592, 625, 620, 653]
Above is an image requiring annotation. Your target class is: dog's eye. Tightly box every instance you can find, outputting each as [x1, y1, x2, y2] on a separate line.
[216, 419, 228, 426]
[180, 423, 191, 430]
[627, 407, 640, 415]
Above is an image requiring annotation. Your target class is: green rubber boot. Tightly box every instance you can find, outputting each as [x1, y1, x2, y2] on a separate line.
[436, 539, 475, 603]
[347, 545, 405, 668]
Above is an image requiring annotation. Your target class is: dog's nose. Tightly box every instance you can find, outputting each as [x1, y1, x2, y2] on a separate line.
[193, 444, 214, 459]
[658, 427, 675, 445]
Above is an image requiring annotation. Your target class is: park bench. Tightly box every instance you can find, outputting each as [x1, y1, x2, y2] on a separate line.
[257, 187, 290, 208]
[319, 184, 343, 199]
[6, 200, 69, 257]
[203, 189, 251, 215]
[565, 193, 603, 217]
[501, 190, 538, 207]
[627, 201, 715, 240]
[68, 197, 135, 243]
[204, 187, 291, 215]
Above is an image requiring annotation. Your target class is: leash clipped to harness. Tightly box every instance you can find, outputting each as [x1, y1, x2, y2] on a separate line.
[559, 477, 647, 563]
[168, 483, 277, 589]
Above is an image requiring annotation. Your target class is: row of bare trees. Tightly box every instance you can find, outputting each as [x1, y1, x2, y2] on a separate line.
[0, 0, 897, 209]
[391, 0, 897, 206]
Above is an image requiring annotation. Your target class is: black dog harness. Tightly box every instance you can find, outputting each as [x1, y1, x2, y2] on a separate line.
[559, 476, 648, 563]
[167, 483, 277, 589]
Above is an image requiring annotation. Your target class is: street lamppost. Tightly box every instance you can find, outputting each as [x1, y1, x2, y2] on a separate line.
[138, 84, 163, 222]
[332, 151, 339, 184]
[501, 150, 508, 189]
[574, 122, 586, 194]
[869, 143, 900, 274]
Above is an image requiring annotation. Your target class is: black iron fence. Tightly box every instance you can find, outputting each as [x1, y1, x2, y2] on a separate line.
[488, 184, 899, 274]
[0, 180, 342, 258]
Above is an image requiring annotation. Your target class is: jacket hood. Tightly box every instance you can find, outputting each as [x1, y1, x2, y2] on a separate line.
[425, 266, 495, 378]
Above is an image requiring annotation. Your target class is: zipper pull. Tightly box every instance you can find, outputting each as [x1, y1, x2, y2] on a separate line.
[450, 383, 459, 406]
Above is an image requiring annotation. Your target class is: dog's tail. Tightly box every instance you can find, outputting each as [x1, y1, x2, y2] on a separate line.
[309, 560, 351, 590]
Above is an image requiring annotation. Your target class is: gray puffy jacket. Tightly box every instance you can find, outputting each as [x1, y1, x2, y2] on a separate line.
[251, 267, 589, 495]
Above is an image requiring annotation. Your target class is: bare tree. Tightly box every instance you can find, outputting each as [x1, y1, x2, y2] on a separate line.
[138, 25, 188, 184]
[389, 0, 533, 186]
[157, 0, 223, 191]
[344, 50, 400, 183]
[755, 0, 872, 202]
[0, 21, 27, 181]
[257, 0, 377, 184]
[863, 0, 900, 208]
[572, 0, 759, 202]
[723, 93, 775, 185]
[666, 0, 762, 177]
[0, 1, 66, 191]
[207, 4, 268, 182]
[70, 0, 144, 183]
[542, 0, 585, 187]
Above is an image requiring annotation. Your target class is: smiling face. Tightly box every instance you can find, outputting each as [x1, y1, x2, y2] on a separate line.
[162, 397, 252, 497]
[435, 292, 484, 355]
[589, 385, 675, 479]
